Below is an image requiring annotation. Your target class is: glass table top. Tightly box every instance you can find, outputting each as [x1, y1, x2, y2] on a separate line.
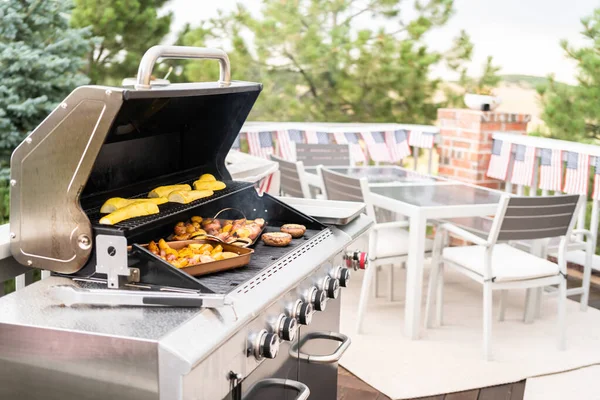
[370, 183, 502, 208]
[305, 166, 441, 184]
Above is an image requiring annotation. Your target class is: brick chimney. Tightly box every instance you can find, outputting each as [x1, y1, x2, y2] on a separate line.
[436, 109, 531, 189]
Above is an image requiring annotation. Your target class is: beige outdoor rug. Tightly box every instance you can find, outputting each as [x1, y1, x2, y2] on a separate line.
[523, 365, 600, 399]
[339, 266, 600, 399]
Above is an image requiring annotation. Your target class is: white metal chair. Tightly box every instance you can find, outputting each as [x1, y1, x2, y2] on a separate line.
[318, 166, 433, 333]
[270, 154, 311, 198]
[425, 194, 585, 361]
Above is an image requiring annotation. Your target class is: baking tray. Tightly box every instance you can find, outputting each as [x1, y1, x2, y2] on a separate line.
[276, 197, 366, 225]
[140, 238, 253, 277]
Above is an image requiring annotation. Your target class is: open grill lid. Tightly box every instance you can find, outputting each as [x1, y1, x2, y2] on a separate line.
[9, 46, 262, 274]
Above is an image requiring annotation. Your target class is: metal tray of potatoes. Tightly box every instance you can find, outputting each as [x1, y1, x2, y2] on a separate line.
[142, 239, 254, 277]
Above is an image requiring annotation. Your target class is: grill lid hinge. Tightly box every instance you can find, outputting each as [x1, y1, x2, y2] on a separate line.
[95, 235, 131, 288]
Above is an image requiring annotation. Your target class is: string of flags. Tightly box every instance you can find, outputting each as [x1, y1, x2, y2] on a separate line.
[238, 128, 437, 164]
[487, 138, 600, 199]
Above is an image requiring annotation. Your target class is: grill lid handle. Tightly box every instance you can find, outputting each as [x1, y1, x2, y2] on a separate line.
[135, 45, 231, 89]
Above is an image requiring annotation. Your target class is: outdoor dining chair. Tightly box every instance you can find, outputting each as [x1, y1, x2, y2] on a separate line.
[317, 166, 434, 333]
[424, 194, 585, 361]
[270, 154, 312, 198]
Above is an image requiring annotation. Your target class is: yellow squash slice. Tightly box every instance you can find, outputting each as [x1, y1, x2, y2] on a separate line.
[100, 197, 167, 214]
[168, 189, 214, 204]
[193, 180, 226, 191]
[99, 201, 159, 225]
[148, 184, 191, 198]
[198, 173, 217, 182]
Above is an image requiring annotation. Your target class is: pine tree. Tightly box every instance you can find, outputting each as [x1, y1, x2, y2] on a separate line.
[178, 0, 486, 124]
[538, 7, 600, 142]
[0, 0, 92, 220]
[71, 0, 173, 85]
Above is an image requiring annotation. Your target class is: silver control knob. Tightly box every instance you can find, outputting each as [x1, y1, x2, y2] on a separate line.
[304, 286, 328, 312]
[286, 299, 313, 325]
[330, 265, 351, 287]
[272, 313, 298, 342]
[248, 329, 279, 360]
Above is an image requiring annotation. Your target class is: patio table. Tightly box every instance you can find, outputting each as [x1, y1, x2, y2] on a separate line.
[305, 166, 502, 339]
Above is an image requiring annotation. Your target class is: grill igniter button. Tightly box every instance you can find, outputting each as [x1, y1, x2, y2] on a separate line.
[304, 286, 328, 312]
[330, 265, 351, 287]
[272, 313, 298, 342]
[248, 329, 279, 361]
[286, 299, 313, 326]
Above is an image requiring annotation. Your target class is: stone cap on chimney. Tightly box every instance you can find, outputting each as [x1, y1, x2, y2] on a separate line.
[438, 108, 531, 123]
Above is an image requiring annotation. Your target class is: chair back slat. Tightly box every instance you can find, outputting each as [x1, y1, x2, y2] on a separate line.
[497, 194, 580, 241]
[320, 168, 364, 202]
[270, 154, 307, 198]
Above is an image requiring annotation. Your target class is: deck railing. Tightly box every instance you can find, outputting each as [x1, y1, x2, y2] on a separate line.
[492, 132, 600, 271]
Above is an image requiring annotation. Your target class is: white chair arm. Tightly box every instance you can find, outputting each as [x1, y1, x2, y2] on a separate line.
[372, 221, 410, 230]
[571, 229, 595, 241]
[439, 223, 490, 247]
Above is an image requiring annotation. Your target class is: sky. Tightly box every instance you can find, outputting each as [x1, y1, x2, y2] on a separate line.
[164, 0, 598, 84]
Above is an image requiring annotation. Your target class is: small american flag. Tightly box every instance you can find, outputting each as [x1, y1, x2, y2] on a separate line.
[486, 139, 512, 180]
[386, 130, 411, 162]
[563, 152, 590, 195]
[361, 131, 391, 163]
[408, 131, 435, 149]
[593, 157, 600, 200]
[247, 131, 274, 159]
[276, 129, 304, 160]
[509, 144, 536, 186]
[539, 148, 563, 192]
[231, 134, 241, 150]
[305, 131, 331, 144]
[333, 131, 366, 163]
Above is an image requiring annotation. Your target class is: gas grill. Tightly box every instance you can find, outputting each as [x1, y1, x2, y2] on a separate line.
[0, 46, 373, 400]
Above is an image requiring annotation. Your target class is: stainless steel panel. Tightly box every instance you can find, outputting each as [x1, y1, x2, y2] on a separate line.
[0, 324, 159, 400]
[10, 86, 124, 273]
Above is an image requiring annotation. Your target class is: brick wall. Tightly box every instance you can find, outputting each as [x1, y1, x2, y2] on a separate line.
[436, 109, 531, 189]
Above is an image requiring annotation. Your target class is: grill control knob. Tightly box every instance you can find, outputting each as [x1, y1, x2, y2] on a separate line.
[287, 299, 313, 325]
[272, 313, 298, 341]
[304, 286, 328, 312]
[320, 276, 341, 299]
[330, 265, 351, 287]
[248, 329, 280, 360]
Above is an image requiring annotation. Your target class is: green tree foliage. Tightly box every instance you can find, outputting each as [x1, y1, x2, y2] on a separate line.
[178, 0, 484, 124]
[0, 0, 92, 222]
[71, 0, 173, 85]
[538, 7, 600, 142]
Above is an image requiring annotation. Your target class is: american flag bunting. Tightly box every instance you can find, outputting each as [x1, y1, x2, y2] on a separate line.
[333, 131, 366, 163]
[361, 131, 391, 163]
[509, 144, 536, 186]
[276, 129, 304, 160]
[563, 151, 590, 195]
[593, 157, 600, 200]
[231, 134, 241, 150]
[247, 131, 274, 159]
[305, 131, 331, 144]
[486, 139, 512, 180]
[385, 130, 411, 162]
[539, 148, 563, 192]
[408, 130, 435, 149]
[257, 173, 274, 195]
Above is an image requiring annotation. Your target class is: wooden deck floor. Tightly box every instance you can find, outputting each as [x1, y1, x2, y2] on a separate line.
[338, 276, 600, 400]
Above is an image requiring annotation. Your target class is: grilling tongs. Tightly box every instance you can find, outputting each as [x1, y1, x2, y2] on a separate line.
[50, 285, 233, 309]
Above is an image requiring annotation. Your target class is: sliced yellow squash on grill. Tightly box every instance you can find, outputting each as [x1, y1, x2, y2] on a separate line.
[198, 173, 217, 182]
[168, 189, 214, 204]
[99, 201, 159, 225]
[100, 197, 167, 214]
[193, 180, 226, 191]
[148, 184, 191, 198]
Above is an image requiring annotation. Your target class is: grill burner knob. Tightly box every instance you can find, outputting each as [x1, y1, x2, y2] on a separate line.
[271, 313, 298, 341]
[305, 286, 328, 312]
[287, 299, 313, 326]
[330, 265, 351, 287]
[320, 276, 341, 299]
[249, 329, 279, 360]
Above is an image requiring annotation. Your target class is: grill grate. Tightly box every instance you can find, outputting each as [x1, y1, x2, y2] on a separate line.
[197, 227, 327, 294]
[86, 180, 252, 232]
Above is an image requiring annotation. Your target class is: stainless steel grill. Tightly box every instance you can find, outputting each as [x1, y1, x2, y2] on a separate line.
[0, 45, 373, 400]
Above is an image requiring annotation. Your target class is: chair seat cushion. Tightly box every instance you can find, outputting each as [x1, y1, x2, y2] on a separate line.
[373, 227, 433, 259]
[442, 243, 560, 282]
